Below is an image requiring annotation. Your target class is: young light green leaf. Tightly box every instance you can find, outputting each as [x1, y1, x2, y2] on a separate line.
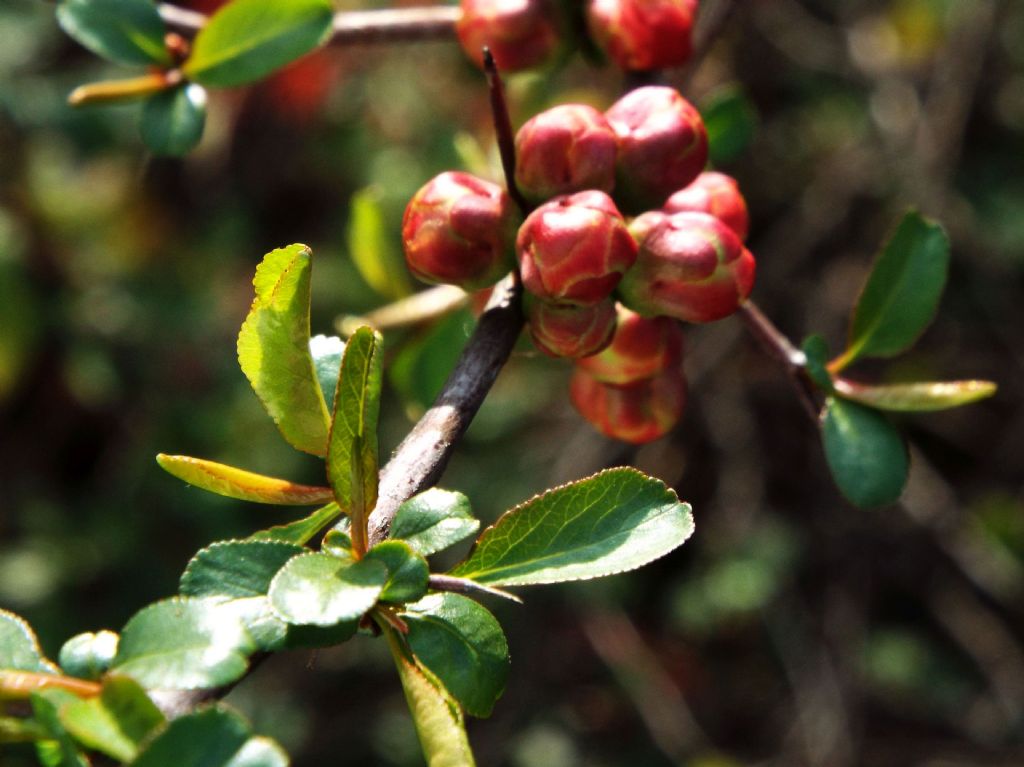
[365, 541, 429, 604]
[140, 84, 207, 157]
[383, 627, 476, 767]
[347, 186, 413, 301]
[326, 326, 383, 552]
[129, 706, 288, 767]
[802, 335, 834, 393]
[268, 552, 387, 627]
[402, 594, 508, 718]
[59, 631, 119, 680]
[391, 489, 479, 557]
[57, 0, 170, 67]
[1, 715, 47, 743]
[450, 468, 694, 587]
[59, 676, 165, 762]
[1, 609, 59, 673]
[31, 689, 90, 767]
[157, 454, 334, 505]
[310, 334, 345, 404]
[249, 502, 341, 545]
[834, 378, 997, 412]
[182, 0, 333, 87]
[834, 211, 951, 370]
[111, 597, 255, 690]
[822, 396, 909, 508]
[237, 244, 331, 456]
[701, 86, 758, 165]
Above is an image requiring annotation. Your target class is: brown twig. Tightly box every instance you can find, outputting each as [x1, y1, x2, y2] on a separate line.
[482, 49, 531, 217]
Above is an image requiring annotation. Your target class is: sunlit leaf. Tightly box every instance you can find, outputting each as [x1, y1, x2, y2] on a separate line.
[391, 489, 479, 557]
[157, 454, 334, 505]
[834, 378, 997, 412]
[129, 707, 288, 767]
[140, 84, 207, 156]
[59, 676, 164, 762]
[821, 396, 909, 508]
[57, 0, 170, 67]
[237, 244, 331, 456]
[310, 334, 345, 404]
[268, 552, 386, 627]
[450, 468, 694, 587]
[0, 609, 59, 673]
[31, 689, 90, 767]
[402, 594, 508, 718]
[183, 0, 333, 87]
[59, 631, 119, 680]
[249, 502, 341, 545]
[365, 541, 429, 604]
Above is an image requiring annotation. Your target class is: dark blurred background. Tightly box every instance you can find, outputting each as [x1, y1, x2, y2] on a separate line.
[2, 0, 1023, 764]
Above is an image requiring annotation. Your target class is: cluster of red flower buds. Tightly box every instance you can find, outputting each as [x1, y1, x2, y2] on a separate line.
[455, 0, 698, 73]
[401, 85, 755, 443]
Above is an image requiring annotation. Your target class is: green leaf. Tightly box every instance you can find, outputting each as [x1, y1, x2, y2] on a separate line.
[701, 86, 757, 165]
[157, 454, 334, 505]
[384, 627, 476, 767]
[821, 396, 909, 508]
[326, 326, 383, 550]
[834, 379, 998, 412]
[450, 468, 694, 587]
[347, 186, 413, 301]
[390, 309, 473, 414]
[391, 489, 479, 557]
[31, 690, 90, 767]
[56, 0, 170, 67]
[268, 552, 387, 627]
[249, 502, 341, 545]
[310, 334, 345, 405]
[140, 84, 207, 157]
[238, 244, 331, 456]
[129, 707, 288, 767]
[835, 212, 951, 370]
[1, 716, 47, 743]
[1, 609, 58, 673]
[59, 676, 165, 762]
[111, 597, 255, 689]
[402, 594, 508, 718]
[321, 529, 354, 558]
[365, 541, 429, 604]
[59, 631, 119, 680]
[801, 335, 834, 393]
[182, 0, 334, 88]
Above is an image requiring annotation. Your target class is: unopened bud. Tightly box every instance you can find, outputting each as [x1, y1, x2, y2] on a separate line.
[577, 303, 683, 384]
[586, 0, 697, 71]
[526, 298, 617, 358]
[456, 0, 563, 72]
[663, 171, 749, 240]
[569, 365, 687, 444]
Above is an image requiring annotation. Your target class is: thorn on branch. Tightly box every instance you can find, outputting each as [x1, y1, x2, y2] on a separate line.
[483, 48, 531, 217]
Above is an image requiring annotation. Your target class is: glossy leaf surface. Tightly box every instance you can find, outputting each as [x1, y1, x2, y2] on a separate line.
[450, 468, 694, 587]
[310, 334, 345, 404]
[59, 676, 164, 762]
[365, 541, 429, 604]
[58, 631, 119, 680]
[391, 489, 479, 557]
[834, 378, 997, 412]
[0, 609, 58, 673]
[157, 454, 333, 505]
[140, 84, 207, 157]
[57, 0, 170, 66]
[269, 552, 386, 627]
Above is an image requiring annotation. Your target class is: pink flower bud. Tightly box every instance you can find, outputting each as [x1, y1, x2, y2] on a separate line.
[569, 365, 687, 444]
[663, 171, 749, 240]
[586, 0, 697, 72]
[627, 210, 669, 246]
[526, 297, 617, 358]
[617, 211, 756, 323]
[517, 190, 638, 305]
[456, 0, 563, 72]
[515, 104, 618, 202]
[577, 303, 683, 384]
[605, 86, 708, 213]
[402, 172, 518, 290]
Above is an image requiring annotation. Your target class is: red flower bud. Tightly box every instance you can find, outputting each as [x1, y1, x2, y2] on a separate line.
[577, 303, 683, 384]
[517, 190, 638, 305]
[605, 86, 708, 213]
[617, 211, 756, 323]
[663, 171, 749, 240]
[456, 0, 563, 72]
[586, 0, 697, 72]
[526, 297, 617, 358]
[402, 172, 517, 291]
[515, 104, 618, 202]
[627, 210, 669, 246]
[569, 365, 687, 444]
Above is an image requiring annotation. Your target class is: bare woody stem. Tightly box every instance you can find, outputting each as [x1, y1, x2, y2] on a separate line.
[483, 48, 532, 217]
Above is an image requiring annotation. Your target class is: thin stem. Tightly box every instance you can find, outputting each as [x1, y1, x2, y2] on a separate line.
[427, 574, 523, 604]
[335, 284, 469, 338]
[68, 71, 180, 106]
[482, 48, 531, 217]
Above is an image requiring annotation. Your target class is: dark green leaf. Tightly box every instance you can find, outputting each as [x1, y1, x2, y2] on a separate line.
[347, 186, 412, 300]
[390, 309, 473, 414]
[57, 0, 170, 66]
[450, 468, 694, 587]
[834, 378, 998, 412]
[31, 689, 90, 767]
[111, 597, 255, 689]
[821, 396, 909, 508]
[182, 0, 333, 87]
[391, 489, 479, 557]
[0, 609, 58, 673]
[836, 212, 951, 369]
[140, 84, 207, 156]
[157, 454, 334, 505]
[59, 676, 165, 762]
[237, 244, 331, 456]
[310, 334, 345, 405]
[383, 627, 476, 767]
[59, 630, 119, 680]
[249, 502, 341, 545]
[365, 541, 429, 604]
[268, 552, 387, 627]
[801, 335, 834, 392]
[701, 86, 757, 165]
[321, 529, 354, 559]
[402, 594, 508, 718]
[129, 706, 288, 767]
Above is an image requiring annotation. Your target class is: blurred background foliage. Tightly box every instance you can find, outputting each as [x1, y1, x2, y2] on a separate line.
[2, 0, 1023, 764]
